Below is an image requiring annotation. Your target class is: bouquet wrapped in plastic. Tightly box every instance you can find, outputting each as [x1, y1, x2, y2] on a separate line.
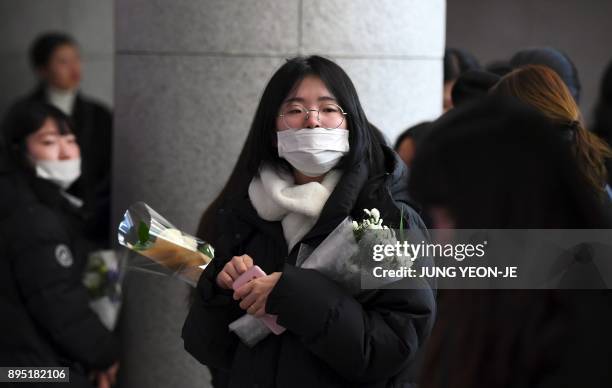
[118, 203, 291, 340]
[117, 202, 214, 287]
[298, 209, 409, 294]
[83, 249, 125, 330]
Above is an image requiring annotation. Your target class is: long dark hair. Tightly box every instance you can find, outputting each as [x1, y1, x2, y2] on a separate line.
[197, 56, 385, 240]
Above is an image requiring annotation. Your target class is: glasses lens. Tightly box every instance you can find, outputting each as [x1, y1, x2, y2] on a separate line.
[281, 105, 305, 129]
[319, 103, 345, 129]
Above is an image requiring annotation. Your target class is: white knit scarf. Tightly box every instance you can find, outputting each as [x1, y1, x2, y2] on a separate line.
[248, 164, 342, 251]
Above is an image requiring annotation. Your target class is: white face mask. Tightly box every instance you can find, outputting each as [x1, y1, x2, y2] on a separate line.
[35, 158, 81, 189]
[277, 128, 349, 177]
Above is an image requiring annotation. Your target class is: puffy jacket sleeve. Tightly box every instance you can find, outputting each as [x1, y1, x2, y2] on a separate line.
[266, 264, 435, 383]
[9, 207, 118, 370]
[181, 238, 243, 370]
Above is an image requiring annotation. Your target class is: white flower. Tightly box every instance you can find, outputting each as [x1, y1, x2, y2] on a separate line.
[181, 235, 199, 251]
[367, 223, 383, 230]
[370, 209, 380, 223]
[352, 221, 359, 230]
[158, 228, 198, 251]
[158, 228, 183, 244]
[363, 209, 371, 217]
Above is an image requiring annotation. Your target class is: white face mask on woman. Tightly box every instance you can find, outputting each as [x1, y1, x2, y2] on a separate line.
[35, 158, 82, 189]
[277, 128, 349, 177]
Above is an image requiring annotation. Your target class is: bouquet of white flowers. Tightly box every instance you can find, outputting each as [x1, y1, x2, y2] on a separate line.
[298, 208, 410, 294]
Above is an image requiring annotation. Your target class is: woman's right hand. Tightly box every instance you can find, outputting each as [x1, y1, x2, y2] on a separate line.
[216, 254, 254, 289]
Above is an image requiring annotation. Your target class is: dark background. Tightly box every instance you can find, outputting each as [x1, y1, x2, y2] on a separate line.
[447, 0, 612, 123]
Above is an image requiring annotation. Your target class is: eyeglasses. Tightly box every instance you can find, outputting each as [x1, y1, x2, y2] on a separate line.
[279, 103, 348, 130]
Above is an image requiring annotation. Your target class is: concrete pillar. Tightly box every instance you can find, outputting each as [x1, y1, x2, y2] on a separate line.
[113, 1, 445, 387]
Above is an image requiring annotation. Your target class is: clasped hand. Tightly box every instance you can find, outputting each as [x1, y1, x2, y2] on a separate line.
[216, 254, 281, 317]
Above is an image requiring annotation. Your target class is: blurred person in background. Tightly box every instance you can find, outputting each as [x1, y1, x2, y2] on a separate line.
[393, 121, 434, 228]
[0, 102, 119, 388]
[450, 70, 500, 108]
[485, 60, 512, 77]
[409, 97, 612, 388]
[491, 65, 612, 201]
[394, 121, 433, 168]
[592, 58, 612, 186]
[443, 48, 481, 112]
[510, 47, 581, 104]
[6, 32, 113, 246]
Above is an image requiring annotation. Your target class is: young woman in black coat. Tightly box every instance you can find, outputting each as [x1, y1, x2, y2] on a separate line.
[182, 56, 435, 388]
[0, 102, 119, 387]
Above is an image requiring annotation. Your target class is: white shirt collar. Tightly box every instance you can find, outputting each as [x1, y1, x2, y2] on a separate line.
[47, 86, 77, 115]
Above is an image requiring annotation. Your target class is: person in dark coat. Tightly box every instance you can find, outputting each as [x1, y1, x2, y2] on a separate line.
[0, 102, 119, 387]
[6, 32, 113, 245]
[182, 56, 436, 388]
[408, 97, 612, 388]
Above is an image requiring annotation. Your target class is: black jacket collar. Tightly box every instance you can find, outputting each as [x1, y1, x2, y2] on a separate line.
[25, 173, 82, 218]
[298, 158, 369, 243]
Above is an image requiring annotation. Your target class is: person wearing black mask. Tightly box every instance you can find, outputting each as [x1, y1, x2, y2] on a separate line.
[6, 32, 113, 246]
[0, 102, 119, 387]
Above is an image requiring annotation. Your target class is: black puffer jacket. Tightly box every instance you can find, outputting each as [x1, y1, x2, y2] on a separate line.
[182, 149, 436, 387]
[7, 86, 113, 245]
[0, 171, 119, 387]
